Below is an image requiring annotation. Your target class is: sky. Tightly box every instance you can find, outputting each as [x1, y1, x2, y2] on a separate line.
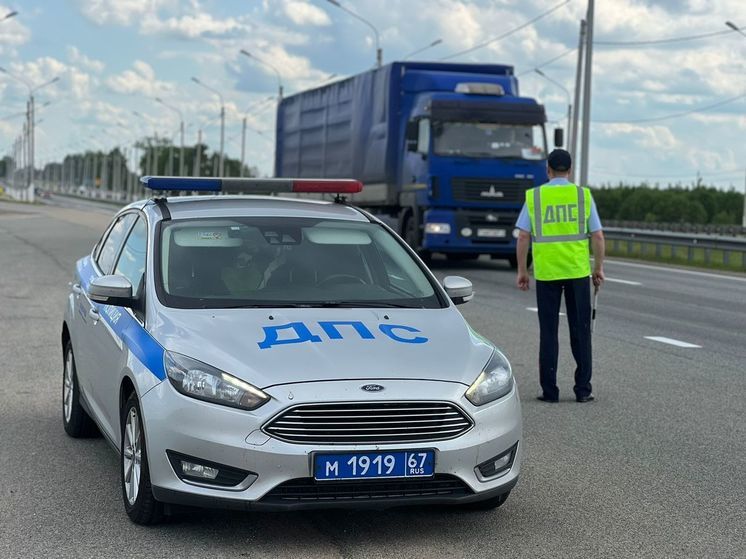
[0, 0, 744, 188]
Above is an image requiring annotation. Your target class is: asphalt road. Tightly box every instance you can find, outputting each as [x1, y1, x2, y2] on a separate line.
[1, 196, 744, 558]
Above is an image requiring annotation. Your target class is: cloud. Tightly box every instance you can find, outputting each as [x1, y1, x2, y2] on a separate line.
[0, 5, 31, 47]
[140, 12, 250, 39]
[2, 57, 92, 100]
[105, 60, 174, 96]
[281, 1, 331, 26]
[67, 46, 105, 73]
[75, 0, 177, 26]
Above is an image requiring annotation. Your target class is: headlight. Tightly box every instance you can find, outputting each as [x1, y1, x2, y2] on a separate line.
[465, 350, 514, 406]
[165, 351, 269, 411]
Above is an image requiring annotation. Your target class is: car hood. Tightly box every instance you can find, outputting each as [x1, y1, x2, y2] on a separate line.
[151, 307, 495, 389]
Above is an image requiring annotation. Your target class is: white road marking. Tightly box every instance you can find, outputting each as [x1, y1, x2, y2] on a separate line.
[644, 336, 702, 348]
[526, 307, 566, 316]
[605, 277, 642, 286]
[605, 259, 746, 283]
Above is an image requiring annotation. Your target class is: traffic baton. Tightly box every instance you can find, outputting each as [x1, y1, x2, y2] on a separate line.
[591, 284, 599, 333]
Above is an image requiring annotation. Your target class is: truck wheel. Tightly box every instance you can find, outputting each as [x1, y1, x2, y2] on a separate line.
[405, 215, 431, 263]
[121, 392, 163, 525]
[62, 340, 98, 438]
[446, 254, 479, 262]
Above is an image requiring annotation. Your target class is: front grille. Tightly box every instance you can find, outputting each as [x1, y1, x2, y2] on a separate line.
[263, 401, 473, 444]
[451, 177, 533, 203]
[260, 475, 473, 504]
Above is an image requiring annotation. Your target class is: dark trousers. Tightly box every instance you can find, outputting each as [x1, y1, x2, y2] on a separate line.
[536, 277, 593, 400]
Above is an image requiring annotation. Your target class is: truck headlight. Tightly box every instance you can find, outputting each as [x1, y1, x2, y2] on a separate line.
[165, 351, 269, 411]
[465, 350, 514, 406]
[425, 222, 451, 234]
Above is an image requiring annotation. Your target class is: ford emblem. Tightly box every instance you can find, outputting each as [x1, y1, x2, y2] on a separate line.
[361, 384, 385, 393]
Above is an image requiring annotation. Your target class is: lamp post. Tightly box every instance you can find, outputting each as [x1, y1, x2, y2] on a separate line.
[1, 10, 17, 22]
[535, 69, 572, 147]
[191, 77, 225, 177]
[239, 50, 284, 99]
[239, 96, 275, 177]
[0, 67, 59, 202]
[403, 38, 443, 60]
[155, 97, 185, 176]
[726, 21, 746, 225]
[326, 0, 382, 68]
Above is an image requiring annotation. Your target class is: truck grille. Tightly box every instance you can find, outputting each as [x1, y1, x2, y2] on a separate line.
[260, 475, 473, 504]
[451, 177, 533, 203]
[263, 401, 473, 445]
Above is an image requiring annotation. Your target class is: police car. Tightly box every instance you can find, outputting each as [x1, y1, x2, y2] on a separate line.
[61, 177, 522, 524]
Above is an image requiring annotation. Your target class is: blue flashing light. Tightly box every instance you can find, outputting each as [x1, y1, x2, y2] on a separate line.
[141, 176, 222, 191]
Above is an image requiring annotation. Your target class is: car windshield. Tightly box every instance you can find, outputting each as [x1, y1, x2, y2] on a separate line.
[157, 217, 442, 309]
[432, 121, 546, 160]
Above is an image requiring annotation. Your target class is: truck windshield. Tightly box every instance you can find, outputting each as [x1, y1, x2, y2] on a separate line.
[432, 121, 546, 160]
[156, 217, 443, 309]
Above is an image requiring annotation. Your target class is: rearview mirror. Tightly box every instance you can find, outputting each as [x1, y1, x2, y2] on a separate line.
[443, 276, 474, 305]
[553, 128, 564, 148]
[405, 120, 419, 152]
[88, 275, 136, 308]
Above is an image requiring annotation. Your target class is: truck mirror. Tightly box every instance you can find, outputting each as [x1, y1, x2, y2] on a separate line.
[554, 128, 564, 148]
[405, 121, 419, 152]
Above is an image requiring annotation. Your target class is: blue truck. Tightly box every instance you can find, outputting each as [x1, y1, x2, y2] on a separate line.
[275, 61, 560, 265]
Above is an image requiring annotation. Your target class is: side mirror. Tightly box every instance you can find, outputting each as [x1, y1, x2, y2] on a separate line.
[553, 128, 564, 148]
[88, 275, 136, 308]
[443, 275, 474, 305]
[405, 120, 419, 152]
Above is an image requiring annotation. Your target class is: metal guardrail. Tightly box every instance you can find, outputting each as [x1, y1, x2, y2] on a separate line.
[604, 227, 746, 269]
[604, 220, 746, 238]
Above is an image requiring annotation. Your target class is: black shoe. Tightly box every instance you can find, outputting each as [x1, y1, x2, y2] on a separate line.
[576, 394, 595, 403]
[536, 395, 559, 403]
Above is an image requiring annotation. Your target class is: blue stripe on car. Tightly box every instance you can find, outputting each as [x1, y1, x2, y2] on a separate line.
[77, 256, 166, 380]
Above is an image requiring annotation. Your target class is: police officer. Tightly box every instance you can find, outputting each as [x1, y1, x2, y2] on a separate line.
[514, 149, 605, 403]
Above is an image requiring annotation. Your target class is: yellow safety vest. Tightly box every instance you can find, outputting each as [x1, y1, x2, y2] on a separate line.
[526, 183, 592, 281]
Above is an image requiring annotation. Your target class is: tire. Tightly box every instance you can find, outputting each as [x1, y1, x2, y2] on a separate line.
[404, 214, 431, 263]
[121, 392, 163, 525]
[462, 490, 510, 511]
[446, 253, 480, 262]
[62, 340, 98, 438]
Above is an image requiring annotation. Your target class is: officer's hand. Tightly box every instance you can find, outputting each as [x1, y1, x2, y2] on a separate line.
[592, 268, 605, 287]
[517, 272, 530, 291]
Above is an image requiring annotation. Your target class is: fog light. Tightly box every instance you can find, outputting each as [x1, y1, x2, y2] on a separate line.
[425, 222, 451, 235]
[476, 443, 517, 479]
[461, 227, 473, 237]
[181, 460, 219, 480]
[167, 450, 254, 487]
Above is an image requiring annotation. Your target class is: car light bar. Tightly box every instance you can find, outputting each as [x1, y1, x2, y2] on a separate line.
[140, 176, 363, 194]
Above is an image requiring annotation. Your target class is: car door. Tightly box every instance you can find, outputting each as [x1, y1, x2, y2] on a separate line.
[90, 215, 148, 438]
[76, 212, 137, 438]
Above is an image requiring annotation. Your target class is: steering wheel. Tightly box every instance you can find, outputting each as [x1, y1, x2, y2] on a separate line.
[317, 274, 367, 287]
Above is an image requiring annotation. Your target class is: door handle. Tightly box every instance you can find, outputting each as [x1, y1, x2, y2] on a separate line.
[72, 283, 82, 295]
[88, 308, 100, 322]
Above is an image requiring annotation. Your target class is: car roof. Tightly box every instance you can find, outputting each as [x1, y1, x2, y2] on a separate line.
[134, 195, 370, 222]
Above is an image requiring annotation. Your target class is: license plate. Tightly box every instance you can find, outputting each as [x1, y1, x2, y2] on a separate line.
[477, 228, 507, 238]
[313, 450, 435, 481]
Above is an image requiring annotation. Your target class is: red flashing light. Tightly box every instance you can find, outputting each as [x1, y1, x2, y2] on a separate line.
[291, 179, 363, 194]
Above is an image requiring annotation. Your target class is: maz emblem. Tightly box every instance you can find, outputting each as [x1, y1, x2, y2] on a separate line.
[361, 384, 385, 392]
[480, 186, 505, 198]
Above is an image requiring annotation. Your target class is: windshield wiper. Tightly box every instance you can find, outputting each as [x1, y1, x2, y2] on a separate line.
[316, 301, 420, 308]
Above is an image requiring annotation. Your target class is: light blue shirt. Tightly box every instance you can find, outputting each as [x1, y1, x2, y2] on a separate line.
[515, 178, 602, 233]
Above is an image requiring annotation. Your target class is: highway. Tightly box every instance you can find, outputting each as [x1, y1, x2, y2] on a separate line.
[0, 196, 744, 558]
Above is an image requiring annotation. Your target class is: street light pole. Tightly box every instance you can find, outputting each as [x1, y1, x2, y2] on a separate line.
[239, 50, 284, 99]
[570, 19, 586, 174]
[579, 0, 594, 187]
[1, 10, 17, 22]
[191, 77, 225, 177]
[535, 69, 572, 147]
[725, 21, 745, 225]
[326, 0, 382, 68]
[155, 97, 185, 176]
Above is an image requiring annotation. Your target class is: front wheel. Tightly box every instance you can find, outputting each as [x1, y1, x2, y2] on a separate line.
[62, 340, 97, 438]
[121, 393, 163, 525]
